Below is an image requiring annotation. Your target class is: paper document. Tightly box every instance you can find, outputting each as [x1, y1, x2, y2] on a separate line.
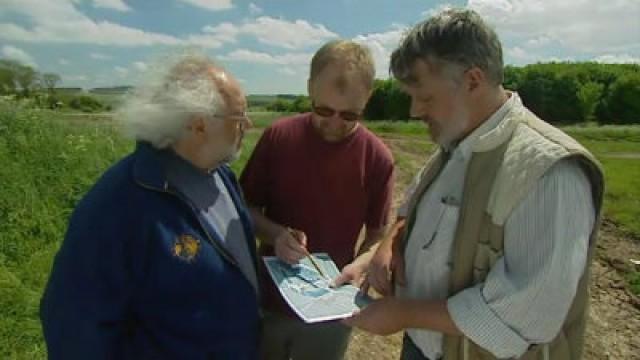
[263, 253, 371, 323]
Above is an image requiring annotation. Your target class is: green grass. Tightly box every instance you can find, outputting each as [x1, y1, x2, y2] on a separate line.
[565, 125, 640, 154]
[0, 100, 132, 359]
[629, 271, 640, 295]
[1, 103, 639, 358]
[365, 120, 428, 136]
[563, 126, 640, 237]
[598, 158, 640, 236]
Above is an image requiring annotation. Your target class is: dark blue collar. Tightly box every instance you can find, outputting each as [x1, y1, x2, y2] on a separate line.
[132, 142, 171, 192]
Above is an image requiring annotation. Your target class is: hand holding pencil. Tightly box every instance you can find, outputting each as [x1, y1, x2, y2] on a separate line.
[273, 226, 309, 265]
[273, 226, 328, 278]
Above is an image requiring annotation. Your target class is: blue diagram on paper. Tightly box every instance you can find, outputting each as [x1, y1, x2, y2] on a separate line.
[263, 253, 371, 323]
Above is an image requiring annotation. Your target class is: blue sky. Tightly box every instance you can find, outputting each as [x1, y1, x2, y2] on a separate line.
[1, 0, 638, 94]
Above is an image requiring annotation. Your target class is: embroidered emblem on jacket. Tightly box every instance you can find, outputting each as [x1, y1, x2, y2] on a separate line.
[173, 234, 200, 262]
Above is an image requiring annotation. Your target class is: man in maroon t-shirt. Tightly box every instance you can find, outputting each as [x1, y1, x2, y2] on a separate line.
[240, 40, 395, 360]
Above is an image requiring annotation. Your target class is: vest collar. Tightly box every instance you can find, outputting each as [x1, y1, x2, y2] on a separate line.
[449, 91, 520, 160]
[472, 92, 525, 153]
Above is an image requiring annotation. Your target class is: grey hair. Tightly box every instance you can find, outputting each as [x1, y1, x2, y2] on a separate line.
[117, 50, 224, 149]
[390, 8, 504, 86]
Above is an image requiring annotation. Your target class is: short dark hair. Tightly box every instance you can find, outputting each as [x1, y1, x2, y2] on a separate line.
[390, 8, 504, 86]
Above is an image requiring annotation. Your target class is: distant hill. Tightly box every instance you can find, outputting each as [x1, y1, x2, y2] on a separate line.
[247, 94, 302, 109]
[89, 86, 133, 94]
[49, 90, 298, 110]
[54, 87, 84, 94]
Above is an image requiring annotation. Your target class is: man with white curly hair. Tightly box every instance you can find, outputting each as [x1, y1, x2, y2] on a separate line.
[40, 52, 259, 359]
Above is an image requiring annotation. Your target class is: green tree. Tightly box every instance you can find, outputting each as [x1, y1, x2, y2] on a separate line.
[503, 65, 522, 90]
[0, 59, 22, 94]
[69, 95, 104, 113]
[601, 72, 640, 124]
[266, 99, 292, 112]
[518, 67, 554, 121]
[577, 82, 604, 122]
[364, 79, 410, 121]
[0, 67, 15, 94]
[15, 65, 39, 97]
[42, 73, 61, 94]
[289, 96, 311, 113]
[548, 73, 582, 124]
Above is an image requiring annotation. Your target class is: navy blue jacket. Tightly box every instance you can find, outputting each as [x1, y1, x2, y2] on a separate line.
[40, 143, 260, 359]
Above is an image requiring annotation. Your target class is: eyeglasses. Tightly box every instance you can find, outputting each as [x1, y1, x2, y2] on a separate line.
[213, 112, 251, 130]
[311, 102, 363, 122]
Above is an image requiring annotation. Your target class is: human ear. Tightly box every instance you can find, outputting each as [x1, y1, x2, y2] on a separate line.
[465, 67, 485, 93]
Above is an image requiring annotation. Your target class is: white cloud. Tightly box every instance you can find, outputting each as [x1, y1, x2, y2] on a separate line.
[422, 3, 455, 17]
[0, 0, 182, 47]
[0, 2, 333, 51]
[221, 26, 405, 81]
[202, 17, 337, 50]
[221, 49, 312, 66]
[58, 58, 70, 65]
[416, 1, 640, 66]
[248, 3, 262, 15]
[525, 35, 555, 48]
[114, 66, 129, 76]
[505, 46, 533, 63]
[90, 52, 112, 60]
[468, 0, 640, 54]
[177, 0, 233, 11]
[93, 0, 131, 12]
[595, 54, 640, 64]
[133, 61, 148, 71]
[186, 24, 238, 49]
[353, 26, 406, 78]
[242, 17, 337, 49]
[1, 45, 38, 68]
[64, 74, 88, 82]
[278, 68, 297, 76]
[202, 22, 241, 43]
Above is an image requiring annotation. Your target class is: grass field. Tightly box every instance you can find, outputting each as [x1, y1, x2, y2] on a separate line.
[0, 101, 638, 358]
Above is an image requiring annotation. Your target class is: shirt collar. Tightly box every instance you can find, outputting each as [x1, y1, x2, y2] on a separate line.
[451, 91, 518, 160]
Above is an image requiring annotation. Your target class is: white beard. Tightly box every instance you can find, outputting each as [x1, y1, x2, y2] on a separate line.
[222, 146, 242, 163]
[436, 93, 469, 150]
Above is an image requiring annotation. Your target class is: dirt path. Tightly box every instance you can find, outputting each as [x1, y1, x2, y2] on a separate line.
[344, 134, 640, 360]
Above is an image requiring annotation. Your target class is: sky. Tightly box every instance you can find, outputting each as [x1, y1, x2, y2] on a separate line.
[1, 0, 639, 94]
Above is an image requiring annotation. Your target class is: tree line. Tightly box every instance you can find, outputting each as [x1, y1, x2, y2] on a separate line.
[0, 59, 61, 97]
[0, 59, 112, 112]
[3, 58, 638, 124]
[266, 62, 639, 125]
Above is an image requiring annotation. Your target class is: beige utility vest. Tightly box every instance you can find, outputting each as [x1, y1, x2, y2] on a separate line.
[403, 103, 604, 360]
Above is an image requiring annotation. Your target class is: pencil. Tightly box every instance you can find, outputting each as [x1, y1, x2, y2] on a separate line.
[305, 251, 327, 279]
[287, 227, 327, 278]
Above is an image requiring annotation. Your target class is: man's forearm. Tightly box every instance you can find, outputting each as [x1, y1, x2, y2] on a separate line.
[352, 226, 388, 268]
[380, 217, 406, 254]
[390, 217, 406, 244]
[248, 207, 284, 246]
[401, 299, 462, 336]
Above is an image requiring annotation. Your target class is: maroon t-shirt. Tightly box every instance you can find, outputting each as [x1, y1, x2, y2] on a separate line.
[240, 113, 394, 315]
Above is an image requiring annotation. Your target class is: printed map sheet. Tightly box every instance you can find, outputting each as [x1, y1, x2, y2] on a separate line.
[263, 253, 371, 323]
